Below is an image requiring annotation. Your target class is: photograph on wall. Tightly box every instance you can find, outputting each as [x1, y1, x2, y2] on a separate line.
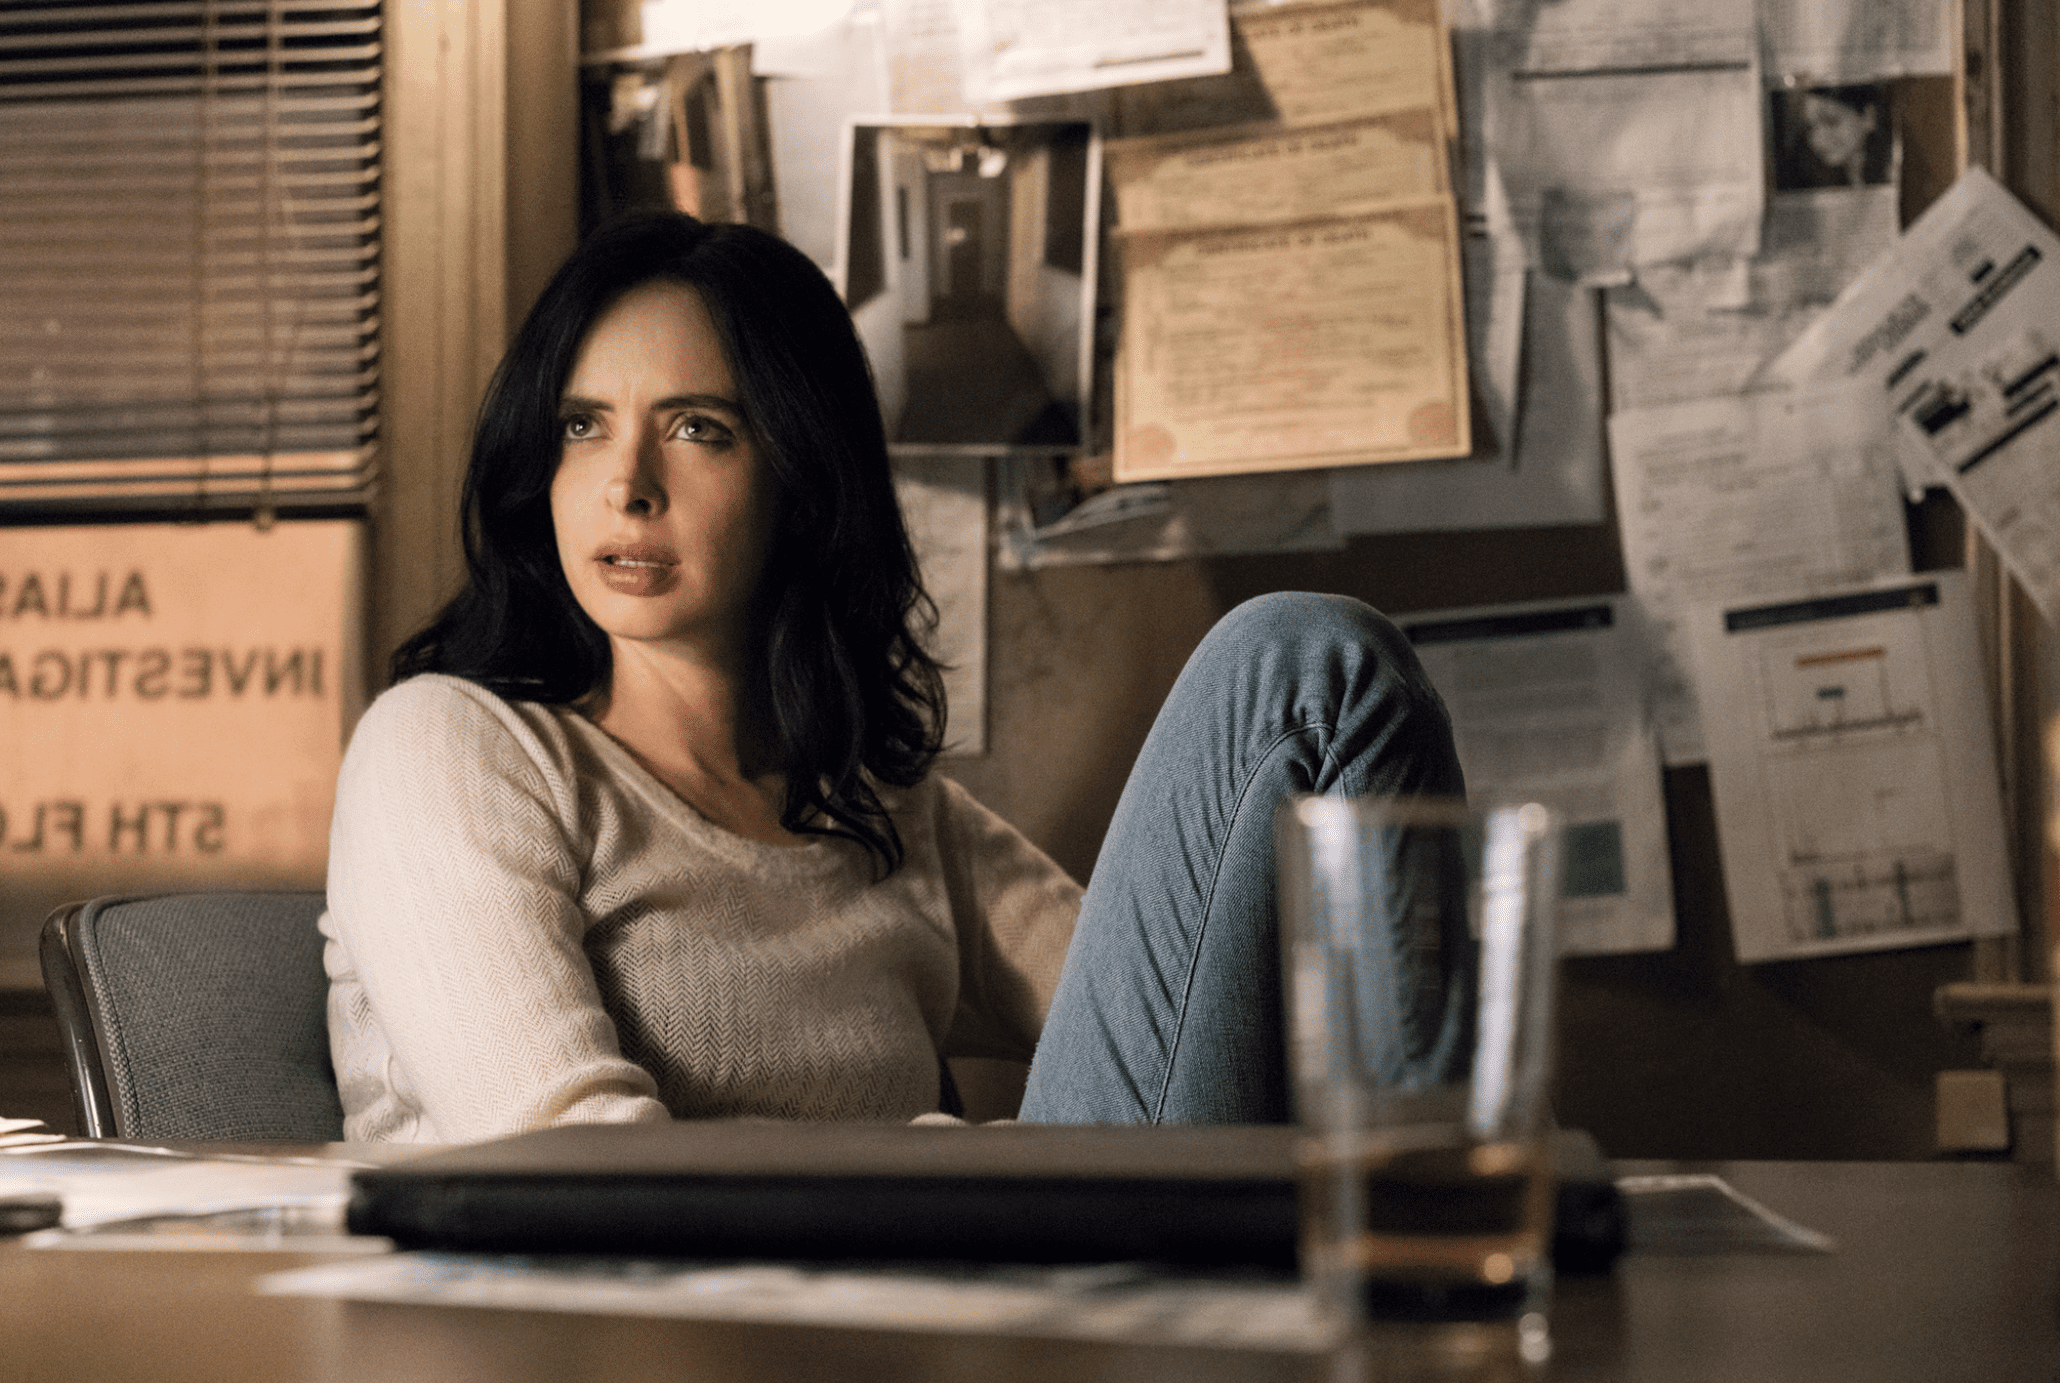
[1768, 83, 1897, 192]
[835, 119, 1099, 454]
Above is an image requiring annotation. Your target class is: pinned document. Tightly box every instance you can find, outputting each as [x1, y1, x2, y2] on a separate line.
[1763, 168, 2060, 620]
[1402, 596, 1674, 956]
[1684, 573, 2012, 963]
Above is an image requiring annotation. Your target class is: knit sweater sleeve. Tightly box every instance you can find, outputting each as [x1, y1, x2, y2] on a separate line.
[931, 777, 1085, 1062]
[322, 676, 669, 1142]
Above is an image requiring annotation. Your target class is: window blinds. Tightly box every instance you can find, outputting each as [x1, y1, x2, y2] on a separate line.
[0, 1, 381, 521]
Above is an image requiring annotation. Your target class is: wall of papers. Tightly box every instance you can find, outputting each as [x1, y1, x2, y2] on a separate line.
[577, 0, 2041, 1158]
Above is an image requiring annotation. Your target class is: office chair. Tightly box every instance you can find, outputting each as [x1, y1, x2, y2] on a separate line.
[40, 892, 345, 1142]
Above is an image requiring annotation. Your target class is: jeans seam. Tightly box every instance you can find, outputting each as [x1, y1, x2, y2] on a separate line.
[1150, 717, 1334, 1122]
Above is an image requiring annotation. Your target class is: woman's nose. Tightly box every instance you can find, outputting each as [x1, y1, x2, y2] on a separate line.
[604, 431, 667, 517]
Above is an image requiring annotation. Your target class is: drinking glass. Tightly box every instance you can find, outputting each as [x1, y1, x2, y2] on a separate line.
[1275, 795, 1561, 1356]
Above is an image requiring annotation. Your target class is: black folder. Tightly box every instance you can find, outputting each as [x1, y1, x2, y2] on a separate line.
[346, 1121, 1304, 1267]
[346, 1120, 1625, 1272]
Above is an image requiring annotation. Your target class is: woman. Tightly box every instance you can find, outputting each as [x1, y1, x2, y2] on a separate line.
[321, 212, 1463, 1143]
[1776, 85, 1891, 190]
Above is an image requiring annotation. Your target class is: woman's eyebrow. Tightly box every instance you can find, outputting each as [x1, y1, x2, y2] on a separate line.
[558, 392, 744, 416]
[652, 393, 744, 416]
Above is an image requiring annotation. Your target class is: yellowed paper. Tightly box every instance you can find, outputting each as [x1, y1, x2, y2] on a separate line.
[1118, 0, 1453, 138]
[1236, 0, 1451, 129]
[1106, 110, 1447, 234]
[1115, 203, 1470, 480]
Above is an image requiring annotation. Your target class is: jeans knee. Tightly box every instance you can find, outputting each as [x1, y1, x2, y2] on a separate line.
[1211, 592, 1415, 673]
[1205, 593, 1452, 750]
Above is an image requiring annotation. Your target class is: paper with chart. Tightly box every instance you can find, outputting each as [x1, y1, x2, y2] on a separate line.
[1401, 597, 1673, 955]
[1761, 168, 2060, 618]
[1608, 382, 1910, 764]
[1684, 573, 2011, 962]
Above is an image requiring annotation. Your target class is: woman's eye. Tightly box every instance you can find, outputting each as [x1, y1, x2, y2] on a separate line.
[672, 413, 736, 445]
[561, 413, 599, 441]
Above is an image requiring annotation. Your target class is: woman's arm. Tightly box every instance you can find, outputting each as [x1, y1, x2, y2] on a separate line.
[930, 777, 1084, 1064]
[324, 676, 669, 1142]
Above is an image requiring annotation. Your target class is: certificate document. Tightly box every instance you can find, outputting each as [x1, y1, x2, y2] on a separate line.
[1686, 573, 2013, 962]
[1105, 109, 1448, 234]
[1116, 204, 1470, 479]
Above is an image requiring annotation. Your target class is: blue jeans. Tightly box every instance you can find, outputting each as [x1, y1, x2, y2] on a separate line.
[1017, 592, 1464, 1124]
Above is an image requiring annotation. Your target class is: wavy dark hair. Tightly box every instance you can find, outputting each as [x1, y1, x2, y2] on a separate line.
[392, 212, 946, 876]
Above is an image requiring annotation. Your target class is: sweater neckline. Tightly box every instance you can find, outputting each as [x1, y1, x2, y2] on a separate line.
[553, 707, 857, 880]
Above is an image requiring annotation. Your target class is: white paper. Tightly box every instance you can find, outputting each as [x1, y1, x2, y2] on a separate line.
[264, 1253, 1328, 1349]
[638, 0, 855, 55]
[1617, 1173, 1837, 1253]
[951, 0, 1231, 105]
[893, 457, 988, 754]
[1329, 269, 1606, 533]
[1608, 383, 1911, 764]
[994, 464, 1342, 570]
[762, 15, 890, 273]
[0, 1147, 352, 1229]
[1684, 572, 2013, 962]
[1497, 0, 1759, 74]
[878, 0, 976, 115]
[1466, 230, 1528, 462]
[1606, 187, 1900, 412]
[1482, 0, 1764, 279]
[1761, 0, 1953, 82]
[1762, 168, 2060, 618]
[1401, 597, 1674, 955]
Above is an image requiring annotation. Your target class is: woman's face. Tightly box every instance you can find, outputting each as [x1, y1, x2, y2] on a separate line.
[550, 279, 771, 664]
[1802, 93, 1875, 172]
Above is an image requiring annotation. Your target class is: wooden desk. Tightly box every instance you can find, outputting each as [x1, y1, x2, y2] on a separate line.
[0, 1160, 2052, 1382]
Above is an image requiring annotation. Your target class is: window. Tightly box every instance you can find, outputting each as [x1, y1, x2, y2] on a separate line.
[0, 0, 382, 521]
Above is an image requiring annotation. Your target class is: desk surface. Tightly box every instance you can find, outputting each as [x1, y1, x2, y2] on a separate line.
[0, 1158, 2052, 1383]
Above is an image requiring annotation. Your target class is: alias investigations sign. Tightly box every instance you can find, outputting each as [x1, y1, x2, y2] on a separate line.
[0, 521, 362, 985]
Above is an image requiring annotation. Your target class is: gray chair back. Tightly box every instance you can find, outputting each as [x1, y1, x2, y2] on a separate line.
[40, 892, 344, 1142]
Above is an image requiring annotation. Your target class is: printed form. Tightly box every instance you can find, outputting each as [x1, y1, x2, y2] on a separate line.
[1684, 573, 2012, 962]
[1403, 597, 1674, 955]
[1480, 0, 1764, 280]
[1608, 382, 1910, 763]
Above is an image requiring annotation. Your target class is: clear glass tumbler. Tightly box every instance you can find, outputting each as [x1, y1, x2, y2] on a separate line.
[1276, 795, 1561, 1346]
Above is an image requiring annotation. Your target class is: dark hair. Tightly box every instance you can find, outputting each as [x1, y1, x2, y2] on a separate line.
[393, 212, 946, 875]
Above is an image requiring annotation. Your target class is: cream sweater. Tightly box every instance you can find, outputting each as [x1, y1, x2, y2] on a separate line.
[321, 675, 1083, 1143]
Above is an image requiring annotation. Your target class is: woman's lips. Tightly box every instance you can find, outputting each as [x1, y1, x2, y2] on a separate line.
[594, 544, 678, 596]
